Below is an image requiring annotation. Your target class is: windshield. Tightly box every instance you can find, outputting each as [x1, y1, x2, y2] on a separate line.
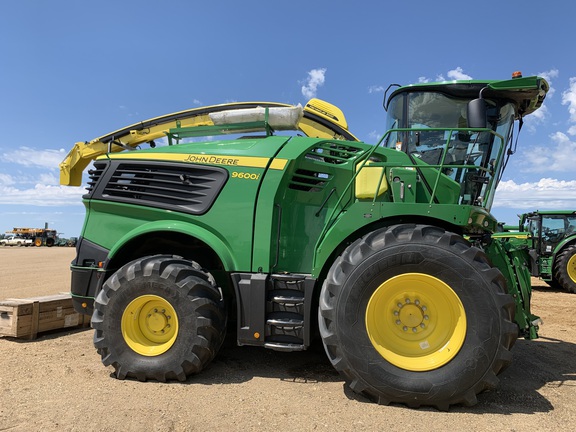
[384, 91, 515, 208]
[540, 214, 576, 253]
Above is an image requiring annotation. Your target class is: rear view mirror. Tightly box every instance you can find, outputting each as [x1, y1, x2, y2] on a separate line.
[467, 99, 487, 128]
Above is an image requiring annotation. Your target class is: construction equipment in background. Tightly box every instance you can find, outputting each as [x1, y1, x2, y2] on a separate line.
[8, 224, 58, 247]
[496, 210, 576, 293]
[61, 73, 549, 409]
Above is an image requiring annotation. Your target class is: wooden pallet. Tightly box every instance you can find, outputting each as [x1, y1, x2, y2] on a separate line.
[0, 293, 90, 339]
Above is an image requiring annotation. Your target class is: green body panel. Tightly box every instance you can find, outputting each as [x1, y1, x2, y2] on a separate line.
[266, 138, 366, 273]
[85, 136, 291, 271]
[108, 218, 237, 271]
[314, 203, 495, 276]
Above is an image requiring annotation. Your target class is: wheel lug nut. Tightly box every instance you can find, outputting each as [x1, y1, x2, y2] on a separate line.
[397, 303, 403, 308]
[393, 311, 399, 316]
[402, 326, 408, 331]
[422, 306, 427, 311]
[420, 323, 425, 328]
[412, 327, 418, 333]
[395, 320, 401, 325]
[415, 300, 420, 305]
[405, 299, 411, 304]
[424, 315, 429, 320]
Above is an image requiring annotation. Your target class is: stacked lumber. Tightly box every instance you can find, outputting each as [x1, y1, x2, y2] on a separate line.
[0, 293, 90, 339]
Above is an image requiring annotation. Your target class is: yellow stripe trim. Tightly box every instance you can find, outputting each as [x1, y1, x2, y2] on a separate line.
[105, 152, 288, 170]
[492, 233, 530, 239]
[270, 158, 288, 170]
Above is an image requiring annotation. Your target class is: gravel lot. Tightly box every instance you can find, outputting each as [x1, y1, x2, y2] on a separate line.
[1, 247, 575, 431]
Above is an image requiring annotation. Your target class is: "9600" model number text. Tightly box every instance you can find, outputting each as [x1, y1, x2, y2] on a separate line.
[231, 172, 260, 180]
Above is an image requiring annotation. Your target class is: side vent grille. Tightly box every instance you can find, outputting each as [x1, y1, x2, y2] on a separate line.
[289, 169, 331, 192]
[96, 161, 228, 215]
[84, 161, 108, 197]
[305, 142, 363, 164]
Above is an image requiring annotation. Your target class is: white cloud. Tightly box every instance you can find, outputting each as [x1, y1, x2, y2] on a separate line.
[2, 147, 65, 169]
[39, 172, 59, 185]
[368, 85, 384, 94]
[538, 68, 558, 98]
[418, 67, 472, 84]
[494, 178, 576, 209]
[518, 131, 576, 172]
[367, 130, 382, 143]
[301, 68, 327, 99]
[0, 173, 15, 186]
[561, 76, 576, 124]
[447, 67, 472, 81]
[527, 103, 549, 123]
[0, 183, 84, 206]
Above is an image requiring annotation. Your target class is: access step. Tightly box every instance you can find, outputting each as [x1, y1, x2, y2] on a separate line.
[264, 342, 306, 352]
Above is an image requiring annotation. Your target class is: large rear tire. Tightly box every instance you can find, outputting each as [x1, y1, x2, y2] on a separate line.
[92, 255, 227, 382]
[319, 224, 517, 409]
[554, 245, 576, 293]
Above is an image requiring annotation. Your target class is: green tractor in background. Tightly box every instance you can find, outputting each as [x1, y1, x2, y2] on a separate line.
[498, 210, 576, 293]
[61, 73, 549, 409]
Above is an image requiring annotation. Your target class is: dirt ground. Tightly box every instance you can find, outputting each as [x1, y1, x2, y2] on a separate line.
[1, 247, 575, 431]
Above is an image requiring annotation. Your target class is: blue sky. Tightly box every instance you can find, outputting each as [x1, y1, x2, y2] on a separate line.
[1, 0, 575, 237]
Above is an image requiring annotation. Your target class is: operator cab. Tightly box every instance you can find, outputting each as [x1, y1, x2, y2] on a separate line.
[528, 212, 576, 254]
[383, 84, 516, 208]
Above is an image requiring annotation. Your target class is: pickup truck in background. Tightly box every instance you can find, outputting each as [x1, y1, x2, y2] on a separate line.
[0, 236, 33, 247]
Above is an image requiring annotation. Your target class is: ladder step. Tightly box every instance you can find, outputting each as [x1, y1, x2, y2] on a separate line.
[271, 273, 306, 282]
[264, 342, 306, 352]
[271, 294, 305, 306]
[267, 317, 304, 329]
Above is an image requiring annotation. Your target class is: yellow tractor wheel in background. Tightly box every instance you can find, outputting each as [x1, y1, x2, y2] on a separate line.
[566, 253, 576, 284]
[554, 245, 576, 293]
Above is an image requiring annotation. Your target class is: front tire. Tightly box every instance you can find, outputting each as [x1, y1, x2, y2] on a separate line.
[319, 224, 517, 409]
[554, 245, 576, 293]
[92, 255, 227, 382]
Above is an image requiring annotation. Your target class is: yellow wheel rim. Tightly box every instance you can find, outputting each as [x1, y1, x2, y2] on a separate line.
[121, 295, 179, 356]
[365, 273, 466, 371]
[567, 254, 576, 284]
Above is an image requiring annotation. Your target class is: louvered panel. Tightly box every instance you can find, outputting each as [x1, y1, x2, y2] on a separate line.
[89, 160, 228, 215]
